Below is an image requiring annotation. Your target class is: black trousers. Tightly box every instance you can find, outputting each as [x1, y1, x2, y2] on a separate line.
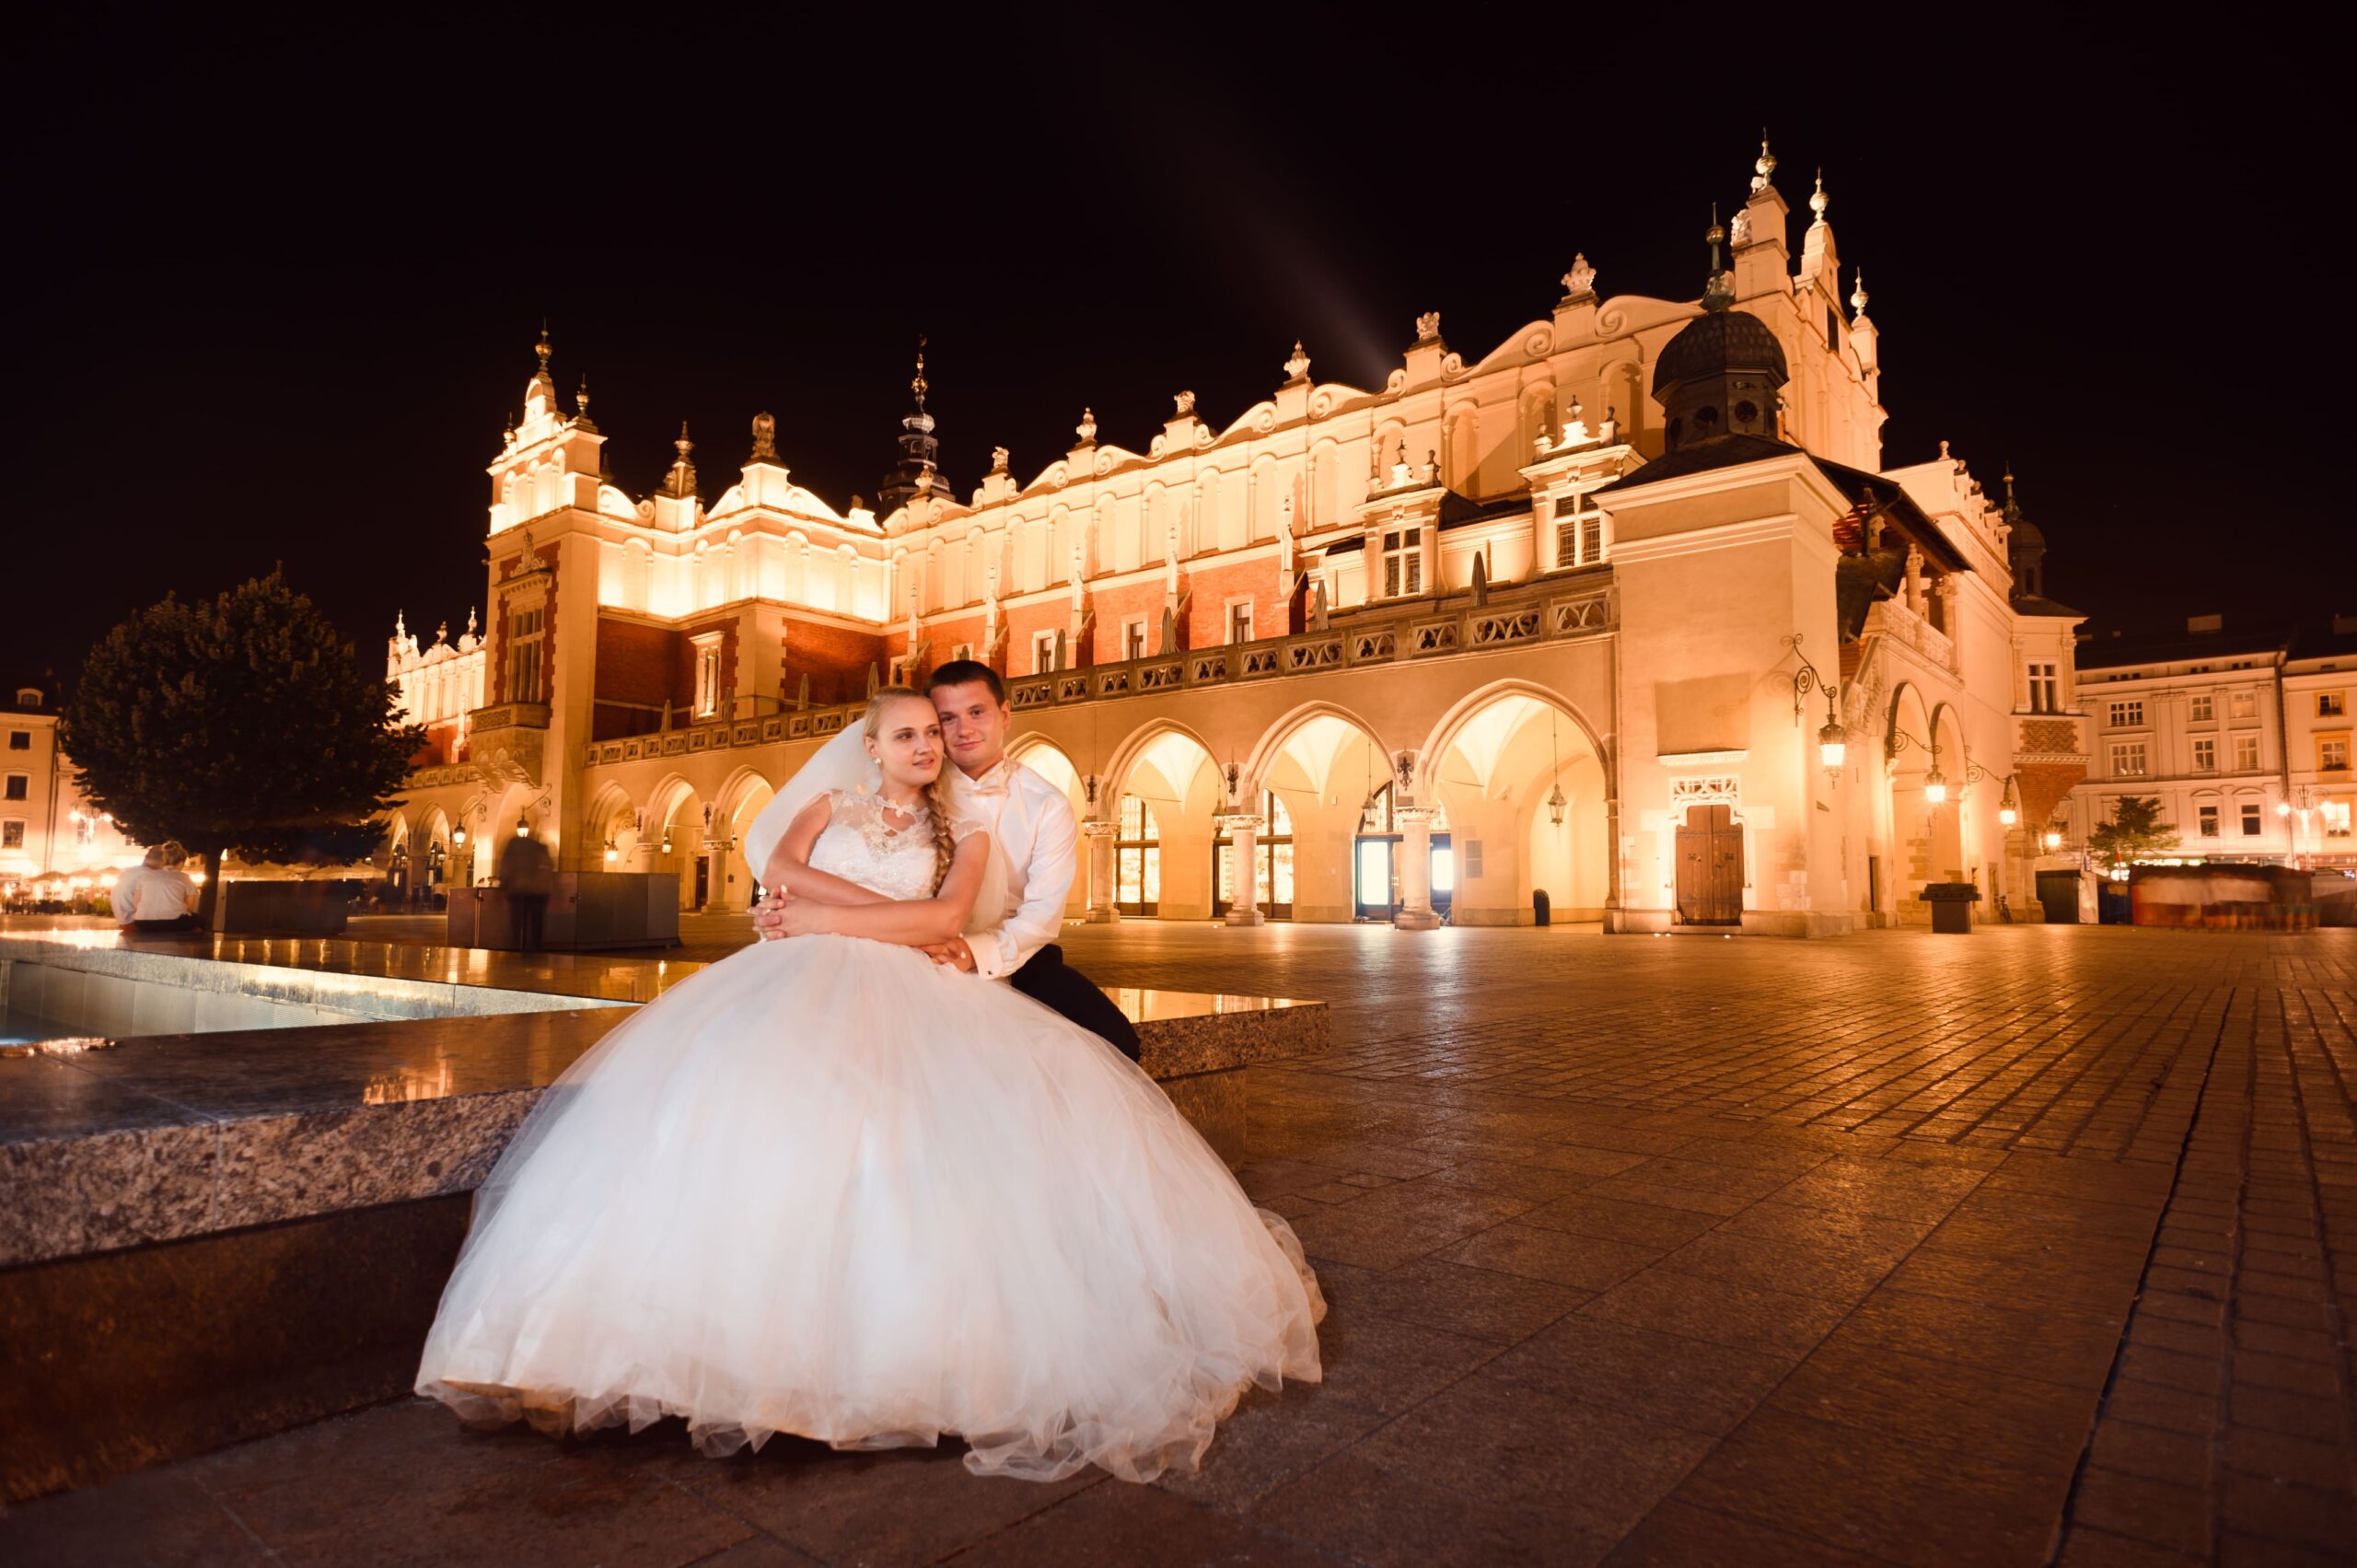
[1011, 944, 1141, 1062]
[510, 894, 548, 951]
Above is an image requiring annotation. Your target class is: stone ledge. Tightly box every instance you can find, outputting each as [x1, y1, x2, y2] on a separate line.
[0, 952, 1328, 1268]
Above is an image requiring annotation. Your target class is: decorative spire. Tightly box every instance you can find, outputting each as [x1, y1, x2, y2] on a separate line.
[749, 411, 778, 462]
[1751, 133, 1777, 194]
[1702, 208, 1734, 312]
[1850, 269, 1870, 317]
[394, 610, 407, 642]
[911, 335, 929, 412]
[660, 422, 699, 498]
[1074, 407, 1097, 447]
[534, 321, 552, 377]
[574, 375, 591, 421]
[2002, 466, 2021, 521]
[1809, 169, 1829, 226]
[467, 607, 479, 638]
[1562, 252, 1597, 299]
[1283, 340, 1311, 382]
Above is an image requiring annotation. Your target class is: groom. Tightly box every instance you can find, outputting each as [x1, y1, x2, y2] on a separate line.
[753, 659, 1142, 1062]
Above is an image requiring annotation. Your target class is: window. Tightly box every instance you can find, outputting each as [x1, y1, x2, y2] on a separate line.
[2230, 691, 2258, 720]
[2192, 738, 2216, 772]
[1115, 795, 1160, 916]
[1553, 495, 1606, 568]
[75, 816, 96, 845]
[1122, 617, 1148, 662]
[2189, 694, 2213, 722]
[1226, 600, 1254, 645]
[2324, 800, 2352, 838]
[1213, 791, 1295, 919]
[2026, 663, 2060, 714]
[505, 606, 544, 704]
[2107, 701, 2143, 728]
[2321, 692, 2348, 718]
[0, 820, 21, 850]
[2108, 742, 2148, 777]
[691, 632, 724, 717]
[2233, 734, 2260, 772]
[2, 773, 24, 801]
[2198, 805, 2220, 837]
[1381, 529, 1422, 598]
[2323, 738, 2351, 772]
[5, 731, 26, 750]
[1032, 631, 1058, 675]
[2241, 803, 2263, 836]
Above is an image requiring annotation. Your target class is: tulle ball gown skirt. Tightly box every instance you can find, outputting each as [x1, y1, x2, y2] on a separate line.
[415, 934, 1324, 1482]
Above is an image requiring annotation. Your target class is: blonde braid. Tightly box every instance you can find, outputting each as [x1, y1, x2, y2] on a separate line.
[861, 684, 957, 893]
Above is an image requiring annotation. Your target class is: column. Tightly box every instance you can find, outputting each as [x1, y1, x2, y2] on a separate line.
[1394, 807, 1442, 930]
[1219, 815, 1265, 927]
[702, 839, 732, 912]
[1083, 820, 1120, 923]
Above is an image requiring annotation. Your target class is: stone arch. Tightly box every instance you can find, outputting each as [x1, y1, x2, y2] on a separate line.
[1102, 720, 1225, 921]
[1418, 679, 1611, 925]
[1242, 702, 1393, 924]
[715, 764, 778, 904]
[644, 772, 710, 911]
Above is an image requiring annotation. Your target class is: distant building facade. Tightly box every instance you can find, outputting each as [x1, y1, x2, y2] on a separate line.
[389, 144, 2093, 932]
[0, 684, 145, 906]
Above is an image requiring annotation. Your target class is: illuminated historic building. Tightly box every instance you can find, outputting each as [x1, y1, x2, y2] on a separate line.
[389, 143, 2095, 933]
[0, 685, 145, 906]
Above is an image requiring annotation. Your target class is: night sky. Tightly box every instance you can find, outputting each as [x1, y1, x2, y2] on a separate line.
[7, 17, 2340, 691]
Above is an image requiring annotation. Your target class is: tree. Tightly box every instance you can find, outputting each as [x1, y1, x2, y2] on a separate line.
[2085, 795, 2179, 872]
[62, 571, 423, 926]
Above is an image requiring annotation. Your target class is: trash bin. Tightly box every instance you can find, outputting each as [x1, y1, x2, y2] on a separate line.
[1922, 882, 1980, 934]
[1533, 889, 1550, 927]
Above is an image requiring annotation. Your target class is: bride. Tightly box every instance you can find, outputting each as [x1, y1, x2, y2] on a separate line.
[415, 687, 1323, 1482]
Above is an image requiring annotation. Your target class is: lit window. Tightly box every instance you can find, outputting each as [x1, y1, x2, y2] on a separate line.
[75, 816, 96, 845]
[2323, 800, 2352, 838]
[691, 633, 725, 717]
[2230, 691, 2258, 720]
[2189, 694, 2213, 722]
[1553, 495, 1607, 569]
[2192, 738, 2216, 772]
[2323, 738, 2351, 772]
[1115, 795, 1160, 916]
[2233, 734, 2260, 772]
[505, 606, 545, 704]
[1, 820, 22, 850]
[2198, 805, 2220, 837]
[1381, 530, 1422, 598]
[2107, 701, 2143, 728]
[2026, 663, 2060, 714]
[2108, 742, 2147, 777]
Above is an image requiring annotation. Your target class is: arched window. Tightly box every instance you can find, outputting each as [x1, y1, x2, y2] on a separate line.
[1214, 790, 1294, 919]
[1353, 783, 1452, 920]
[1116, 794, 1161, 917]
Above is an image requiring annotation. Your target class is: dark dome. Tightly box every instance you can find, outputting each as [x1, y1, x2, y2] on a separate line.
[1652, 309, 1788, 393]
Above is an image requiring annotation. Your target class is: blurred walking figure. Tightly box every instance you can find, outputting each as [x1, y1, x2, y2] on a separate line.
[498, 830, 553, 951]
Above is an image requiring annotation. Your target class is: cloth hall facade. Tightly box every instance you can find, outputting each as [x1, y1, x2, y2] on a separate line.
[388, 148, 2090, 934]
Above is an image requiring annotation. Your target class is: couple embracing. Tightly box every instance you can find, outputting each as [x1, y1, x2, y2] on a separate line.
[416, 661, 1324, 1483]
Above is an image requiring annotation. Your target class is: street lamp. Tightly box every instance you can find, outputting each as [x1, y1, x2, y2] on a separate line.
[1782, 633, 1847, 779]
[1998, 774, 2020, 827]
[515, 814, 529, 837]
[1922, 767, 1947, 806]
[2043, 827, 2064, 853]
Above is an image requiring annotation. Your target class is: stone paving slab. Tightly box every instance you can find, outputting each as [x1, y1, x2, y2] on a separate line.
[2, 923, 2351, 1565]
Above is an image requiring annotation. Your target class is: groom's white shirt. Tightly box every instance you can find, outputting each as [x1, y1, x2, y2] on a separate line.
[951, 757, 1075, 981]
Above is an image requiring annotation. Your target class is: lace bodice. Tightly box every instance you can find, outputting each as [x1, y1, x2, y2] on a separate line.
[807, 790, 940, 902]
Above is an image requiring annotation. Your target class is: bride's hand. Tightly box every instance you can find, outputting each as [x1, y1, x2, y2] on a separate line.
[773, 899, 834, 938]
[752, 890, 789, 942]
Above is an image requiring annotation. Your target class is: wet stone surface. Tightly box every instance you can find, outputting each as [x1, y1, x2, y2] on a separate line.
[3, 922, 2352, 1566]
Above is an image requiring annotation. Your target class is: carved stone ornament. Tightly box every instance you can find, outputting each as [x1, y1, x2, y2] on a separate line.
[1414, 311, 1441, 343]
[1172, 390, 1196, 418]
[1074, 407, 1097, 446]
[990, 445, 1010, 474]
[1729, 208, 1751, 246]
[1669, 774, 1741, 809]
[1283, 341, 1310, 382]
[1562, 252, 1596, 296]
[749, 411, 779, 461]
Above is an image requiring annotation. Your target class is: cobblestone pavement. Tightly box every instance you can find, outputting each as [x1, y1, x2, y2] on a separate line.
[6, 924, 2352, 1565]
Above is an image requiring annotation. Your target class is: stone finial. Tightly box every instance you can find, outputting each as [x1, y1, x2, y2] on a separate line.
[1414, 310, 1442, 343]
[1851, 269, 1870, 317]
[1752, 133, 1777, 194]
[676, 422, 694, 460]
[1809, 169, 1829, 226]
[394, 610, 407, 642]
[1075, 407, 1097, 447]
[1562, 252, 1596, 297]
[1172, 389, 1196, 418]
[749, 411, 778, 461]
[575, 376, 591, 420]
[466, 607, 479, 638]
[534, 321, 552, 376]
[1703, 209, 1734, 312]
[435, 621, 448, 645]
[911, 336, 929, 411]
[990, 445, 1010, 475]
[1284, 341, 1311, 382]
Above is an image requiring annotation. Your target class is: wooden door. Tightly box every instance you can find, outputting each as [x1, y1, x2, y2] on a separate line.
[1675, 805, 1745, 924]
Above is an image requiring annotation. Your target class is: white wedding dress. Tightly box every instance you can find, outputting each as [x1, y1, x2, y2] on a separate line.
[415, 790, 1324, 1482]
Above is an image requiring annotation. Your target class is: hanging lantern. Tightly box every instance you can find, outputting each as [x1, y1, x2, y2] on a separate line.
[1546, 782, 1567, 827]
[2043, 827, 2063, 852]
[603, 841, 620, 863]
[1922, 768, 1947, 806]
[1817, 717, 1847, 772]
[515, 815, 529, 836]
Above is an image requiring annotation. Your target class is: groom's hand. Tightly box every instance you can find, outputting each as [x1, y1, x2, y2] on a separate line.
[922, 937, 978, 972]
[753, 891, 789, 941]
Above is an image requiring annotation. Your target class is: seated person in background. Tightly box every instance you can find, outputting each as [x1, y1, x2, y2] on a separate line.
[128, 843, 202, 934]
[112, 849, 161, 927]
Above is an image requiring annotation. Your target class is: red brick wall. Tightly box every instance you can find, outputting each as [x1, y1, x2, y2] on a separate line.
[908, 613, 988, 683]
[1185, 560, 1276, 649]
[1086, 584, 1167, 663]
[781, 616, 889, 707]
[2015, 761, 2088, 834]
[593, 617, 679, 740]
